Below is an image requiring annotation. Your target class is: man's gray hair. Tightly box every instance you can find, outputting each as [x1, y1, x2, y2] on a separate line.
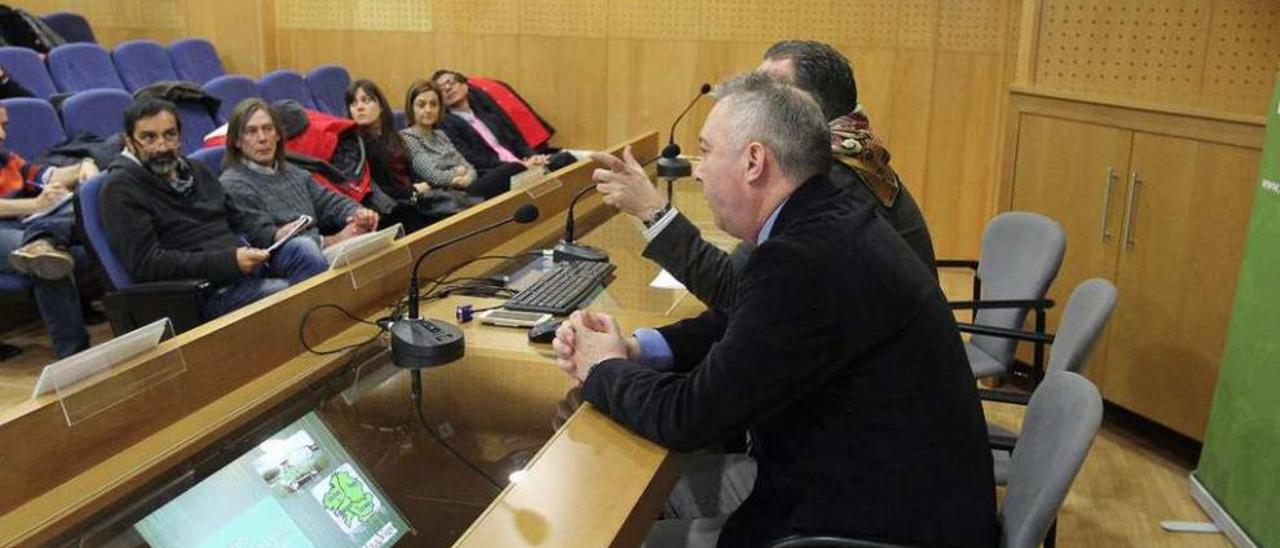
[713, 72, 831, 183]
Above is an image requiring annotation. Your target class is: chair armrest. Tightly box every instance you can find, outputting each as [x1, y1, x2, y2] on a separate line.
[957, 323, 1055, 344]
[116, 279, 212, 296]
[769, 536, 922, 548]
[978, 387, 1032, 406]
[948, 298, 1055, 311]
[936, 259, 979, 270]
[989, 431, 1019, 452]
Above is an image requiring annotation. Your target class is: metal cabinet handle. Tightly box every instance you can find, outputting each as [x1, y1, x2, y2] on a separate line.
[1121, 170, 1142, 250]
[1100, 167, 1116, 242]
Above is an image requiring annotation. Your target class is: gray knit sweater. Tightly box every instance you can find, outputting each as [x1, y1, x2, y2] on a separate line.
[220, 160, 360, 247]
[400, 126, 477, 188]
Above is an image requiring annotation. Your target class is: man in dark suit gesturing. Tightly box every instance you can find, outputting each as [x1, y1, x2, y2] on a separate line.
[553, 73, 996, 548]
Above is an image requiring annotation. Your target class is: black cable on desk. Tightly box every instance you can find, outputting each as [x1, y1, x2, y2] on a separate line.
[410, 370, 505, 491]
[299, 303, 386, 355]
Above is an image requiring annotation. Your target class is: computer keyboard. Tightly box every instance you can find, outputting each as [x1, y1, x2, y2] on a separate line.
[504, 260, 615, 316]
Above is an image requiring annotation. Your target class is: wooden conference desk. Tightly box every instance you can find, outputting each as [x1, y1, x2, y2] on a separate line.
[0, 132, 715, 546]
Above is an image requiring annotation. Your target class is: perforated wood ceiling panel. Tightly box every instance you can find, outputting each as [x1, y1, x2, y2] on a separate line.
[607, 0, 700, 41]
[521, 0, 606, 38]
[434, 0, 519, 35]
[1202, 1, 1280, 112]
[939, 0, 1006, 53]
[1036, 0, 1210, 102]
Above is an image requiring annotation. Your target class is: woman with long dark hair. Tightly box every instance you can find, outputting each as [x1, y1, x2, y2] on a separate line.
[400, 80, 524, 200]
[346, 79, 469, 232]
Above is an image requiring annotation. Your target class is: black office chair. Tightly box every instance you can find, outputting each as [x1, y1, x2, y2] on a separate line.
[76, 174, 210, 335]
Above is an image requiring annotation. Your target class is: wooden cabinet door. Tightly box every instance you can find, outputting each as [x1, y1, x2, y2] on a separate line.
[1103, 133, 1259, 440]
[1010, 114, 1132, 387]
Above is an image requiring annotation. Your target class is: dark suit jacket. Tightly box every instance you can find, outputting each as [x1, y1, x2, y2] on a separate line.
[582, 174, 996, 547]
[437, 88, 535, 171]
[644, 162, 937, 310]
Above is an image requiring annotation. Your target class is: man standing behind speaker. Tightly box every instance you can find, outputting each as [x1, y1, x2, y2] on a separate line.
[592, 40, 936, 310]
[555, 73, 993, 547]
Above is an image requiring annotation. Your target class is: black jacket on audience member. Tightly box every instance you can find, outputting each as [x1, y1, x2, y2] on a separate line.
[581, 174, 997, 547]
[100, 155, 275, 286]
[437, 88, 536, 171]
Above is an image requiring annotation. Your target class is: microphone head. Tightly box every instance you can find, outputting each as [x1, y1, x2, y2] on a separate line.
[661, 143, 681, 159]
[513, 203, 540, 224]
[699, 83, 711, 94]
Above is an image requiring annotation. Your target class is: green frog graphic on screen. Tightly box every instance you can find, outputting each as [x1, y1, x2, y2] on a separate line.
[322, 468, 377, 528]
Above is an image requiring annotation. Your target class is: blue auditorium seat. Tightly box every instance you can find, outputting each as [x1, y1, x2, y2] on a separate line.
[78, 174, 210, 335]
[306, 64, 350, 116]
[258, 70, 317, 110]
[41, 12, 96, 44]
[60, 89, 132, 139]
[47, 43, 125, 93]
[0, 98, 65, 159]
[202, 75, 261, 123]
[168, 38, 225, 85]
[189, 146, 225, 176]
[112, 40, 180, 91]
[176, 103, 217, 155]
[0, 47, 58, 99]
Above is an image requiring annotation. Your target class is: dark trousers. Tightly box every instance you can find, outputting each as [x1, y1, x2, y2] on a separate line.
[469, 162, 526, 199]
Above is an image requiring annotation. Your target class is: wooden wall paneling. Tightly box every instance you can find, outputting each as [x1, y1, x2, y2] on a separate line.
[883, 50, 936, 221]
[1103, 134, 1258, 440]
[433, 0, 518, 36]
[1035, 0, 1212, 105]
[843, 48, 899, 131]
[184, 0, 268, 77]
[519, 0, 606, 39]
[274, 29, 355, 78]
[833, 0, 901, 47]
[606, 0, 701, 42]
[604, 39, 701, 151]
[427, 33, 524, 97]
[470, 35, 525, 90]
[921, 51, 1006, 258]
[1199, 0, 1280, 116]
[352, 31, 436, 101]
[1013, 0, 1039, 85]
[516, 36, 609, 148]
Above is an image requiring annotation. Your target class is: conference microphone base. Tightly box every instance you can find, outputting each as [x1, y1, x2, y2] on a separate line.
[553, 241, 609, 263]
[390, 318, 465, 369]
[656, 157, 692, 179]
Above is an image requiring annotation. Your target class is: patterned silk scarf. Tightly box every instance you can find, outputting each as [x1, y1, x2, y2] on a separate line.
[829, 105, 900, 207]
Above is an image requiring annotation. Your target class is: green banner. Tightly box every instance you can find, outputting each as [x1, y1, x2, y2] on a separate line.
[1195, 72, 1280, 547]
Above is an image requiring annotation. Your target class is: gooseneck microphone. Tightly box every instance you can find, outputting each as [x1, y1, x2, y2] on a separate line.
[554, 153, 668, 263]
[554, 184, 610, 263]
[392, 203, 540, 369]
[657, 83, 711, 180]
